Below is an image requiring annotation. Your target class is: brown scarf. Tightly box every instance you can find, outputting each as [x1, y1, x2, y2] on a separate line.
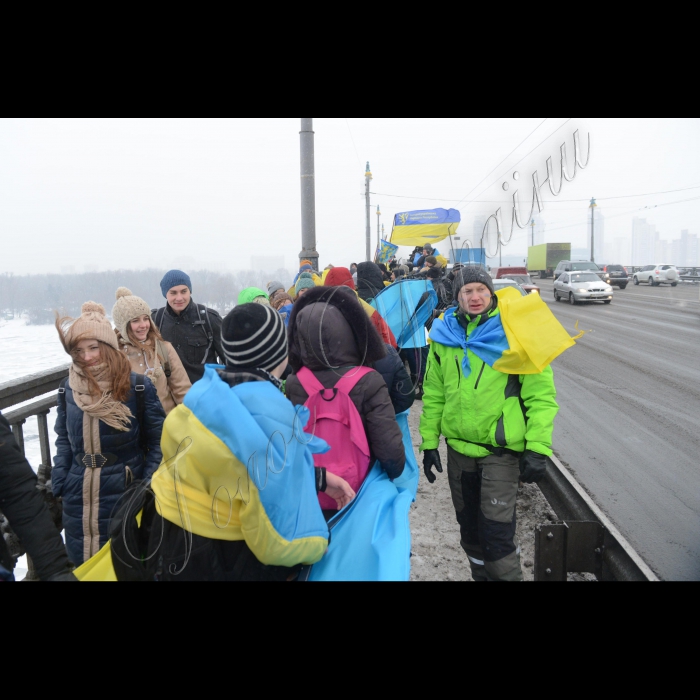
[69, 363, 133, 433]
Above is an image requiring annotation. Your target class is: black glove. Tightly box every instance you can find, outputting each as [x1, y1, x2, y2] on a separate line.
[422, 449, 443, 484]
[519, 450, 547, 484]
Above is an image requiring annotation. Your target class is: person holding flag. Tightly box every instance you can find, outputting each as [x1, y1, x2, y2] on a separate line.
[419, 267, 569, 582]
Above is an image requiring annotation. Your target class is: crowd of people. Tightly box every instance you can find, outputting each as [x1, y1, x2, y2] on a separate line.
[1, 247, 562, 582]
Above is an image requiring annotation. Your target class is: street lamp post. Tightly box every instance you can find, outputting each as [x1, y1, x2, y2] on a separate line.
[530, 218, 535, 247]
[365, 162, 372, 262]
[590, 197, 597, 263]
[299, 118, 318, 271]
[376, 205, 381, 254]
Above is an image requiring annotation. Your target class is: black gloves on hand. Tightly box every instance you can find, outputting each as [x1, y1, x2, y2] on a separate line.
[519, 450, 547, 484]
[422, 449, 443, 484]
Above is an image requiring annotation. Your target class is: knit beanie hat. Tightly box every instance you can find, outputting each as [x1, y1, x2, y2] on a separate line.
[300, 259, 313, 268]
[267, 280, 285, 296]
[237, 287, 269, 306]
[425, 255, 438, 267]
[295, 272, 316, 295]
[112, 287, 152, 339]
[325, 266, 355, 290]
[160, 269, 192, 298]
[64, 301, 120, 352]
[221, 303, 287, 372]
[426, 266, 442, 280]
[453, 267, 495, 300]
[423, 244, 434, 254]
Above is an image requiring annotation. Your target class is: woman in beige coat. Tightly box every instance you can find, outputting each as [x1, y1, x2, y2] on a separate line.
[112, 287, 191, 414]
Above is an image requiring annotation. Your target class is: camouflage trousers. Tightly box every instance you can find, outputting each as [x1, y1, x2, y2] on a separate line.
[446, 444, 523, 582]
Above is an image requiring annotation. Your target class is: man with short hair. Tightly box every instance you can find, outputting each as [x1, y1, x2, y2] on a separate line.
[152, 270, 224, 385]
[419, 267, 559, 582]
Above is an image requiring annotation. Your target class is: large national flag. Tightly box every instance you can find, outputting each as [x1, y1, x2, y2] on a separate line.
[304, 409, 419, 581]
[371, 279, 438, 349]
[390, 208, 460, 246]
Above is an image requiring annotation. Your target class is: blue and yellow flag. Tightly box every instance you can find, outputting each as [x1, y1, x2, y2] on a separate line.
[390, 208, 460, 246]
[376, 239, 399, 264]
[429, 287, 578, 375]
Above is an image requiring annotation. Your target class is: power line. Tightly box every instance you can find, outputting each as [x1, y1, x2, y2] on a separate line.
[454, 118, 549, 207]
[344, 118, 362, 167]
[370, 184, 700, 205]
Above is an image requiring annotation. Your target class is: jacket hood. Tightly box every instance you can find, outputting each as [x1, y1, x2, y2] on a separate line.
[356, 262, 385, 302]
[287, 286, 386, 372]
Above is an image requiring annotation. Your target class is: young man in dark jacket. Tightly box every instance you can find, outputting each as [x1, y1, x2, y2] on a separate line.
[152, 270, 225, 385]
[0, 414, 76, 581]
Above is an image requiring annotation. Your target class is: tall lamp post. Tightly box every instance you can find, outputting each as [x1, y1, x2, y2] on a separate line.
[299, 118, 318, 271]
[365, 162, 372, 262]
[530, 218, 535, 247]
[376, 205, 381, 254]
[590, 197, 597, 263]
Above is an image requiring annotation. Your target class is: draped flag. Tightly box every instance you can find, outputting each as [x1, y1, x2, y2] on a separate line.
[376, 238, 399, 264]
[370, 279, 438, 349]
[305, 409, 419, 581]
[390, 208, 460, 246]
[429, 286, 579, 376]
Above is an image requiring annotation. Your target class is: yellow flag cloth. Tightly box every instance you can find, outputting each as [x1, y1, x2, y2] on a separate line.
[493, 287, 581, 374]
[74, 540, 118, 581]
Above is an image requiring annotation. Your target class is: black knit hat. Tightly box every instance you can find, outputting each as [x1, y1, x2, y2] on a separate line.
[221, 303, 287, 371]
[453, 267, 494, 300]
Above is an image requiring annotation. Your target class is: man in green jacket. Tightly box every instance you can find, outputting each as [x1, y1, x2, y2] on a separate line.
[419, 267, 558, 582]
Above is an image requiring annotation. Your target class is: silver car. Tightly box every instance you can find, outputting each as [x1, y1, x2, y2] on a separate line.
[553, 271, 614, 305]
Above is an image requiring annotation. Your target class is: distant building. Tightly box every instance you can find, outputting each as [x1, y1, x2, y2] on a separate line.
[673, 229, 699, 266]
[632, 217, 657, 265]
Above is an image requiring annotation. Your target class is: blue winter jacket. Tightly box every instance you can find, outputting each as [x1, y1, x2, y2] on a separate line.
[52, 373, 165, 565]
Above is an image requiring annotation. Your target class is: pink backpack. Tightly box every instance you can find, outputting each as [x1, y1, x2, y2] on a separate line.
[296, 366, 373, 511]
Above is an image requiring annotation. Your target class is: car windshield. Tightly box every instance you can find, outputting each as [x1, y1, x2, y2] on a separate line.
[571, 262, 599, 271]
[570, 273, 601, 282]
[507, 275, 532, 284]
[494, 281, 527, 296]
[607, 265, 624, 272]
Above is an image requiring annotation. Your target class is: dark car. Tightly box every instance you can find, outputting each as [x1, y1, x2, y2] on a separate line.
[599, 264, 629, 289]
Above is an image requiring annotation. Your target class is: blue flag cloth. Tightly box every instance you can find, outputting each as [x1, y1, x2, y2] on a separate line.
[376, 239, 399, 264]
[306, 410, 419, 581]
[370, 279, 438, 349]
[429, 310, 509, 378]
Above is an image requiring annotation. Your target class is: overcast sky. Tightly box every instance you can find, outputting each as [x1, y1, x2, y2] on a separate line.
[1, 117, 698, 275]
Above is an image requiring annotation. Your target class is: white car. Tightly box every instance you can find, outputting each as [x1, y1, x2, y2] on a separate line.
[553, 271, 614, 305]
[632, 264, 679, 287]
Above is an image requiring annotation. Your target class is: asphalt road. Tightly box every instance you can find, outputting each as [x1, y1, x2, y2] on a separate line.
[538, 278, 700, 580]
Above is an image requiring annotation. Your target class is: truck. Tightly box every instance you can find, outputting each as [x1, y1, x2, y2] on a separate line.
[527, 243, 571, 279]
[450, 246, 486, 267]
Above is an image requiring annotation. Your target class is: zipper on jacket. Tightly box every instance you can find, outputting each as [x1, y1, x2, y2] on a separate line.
[125, 465, 133, 487]
[474, 361, 486, 390]
[454, 356, 461, 387]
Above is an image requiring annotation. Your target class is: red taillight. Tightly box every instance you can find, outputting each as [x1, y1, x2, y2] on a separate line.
[655, 271, 660, 275]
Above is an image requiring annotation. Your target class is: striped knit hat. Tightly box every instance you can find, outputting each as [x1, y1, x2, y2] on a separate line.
[221, 303, 287, 372]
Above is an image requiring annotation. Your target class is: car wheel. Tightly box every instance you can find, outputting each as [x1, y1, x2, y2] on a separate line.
[619, 284, 627, 290]
[569, 292, 576, 305]
[604, 300, 611, 304]
[649, 277, 655, 286]
[633, 276, 639, 285]
[671, 282, 677, 287]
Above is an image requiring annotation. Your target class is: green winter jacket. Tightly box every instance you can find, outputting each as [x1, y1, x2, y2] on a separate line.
[419, 307, 558, 459]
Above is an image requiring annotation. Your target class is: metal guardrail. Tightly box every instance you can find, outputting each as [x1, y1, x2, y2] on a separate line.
[536, 454, 659, 581]
[0, 365, 69, 580]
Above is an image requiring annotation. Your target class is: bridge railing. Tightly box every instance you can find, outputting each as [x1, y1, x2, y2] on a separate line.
[0, 364, 69, 579]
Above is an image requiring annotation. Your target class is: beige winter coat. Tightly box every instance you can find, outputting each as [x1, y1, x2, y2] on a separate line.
[117, 334, 191, 415]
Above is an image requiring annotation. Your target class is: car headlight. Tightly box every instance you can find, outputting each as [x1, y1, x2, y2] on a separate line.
[529, 289, 539, 295]
[578, 288, 588, 293]
[605, 286, 612, 292]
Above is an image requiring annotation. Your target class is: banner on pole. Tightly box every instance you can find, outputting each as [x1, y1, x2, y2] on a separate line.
[390, 208, 460, 246]
[376, 239, 399, 264]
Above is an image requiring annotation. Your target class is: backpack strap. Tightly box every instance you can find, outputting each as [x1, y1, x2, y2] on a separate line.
[133, 375, 147, 453]
[296, 367, 326, 396]
[196, 304, 215, 365]
[333, 367, 374, 395]
[152, 307, 165, 333]
[154, 339, 171, 378]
